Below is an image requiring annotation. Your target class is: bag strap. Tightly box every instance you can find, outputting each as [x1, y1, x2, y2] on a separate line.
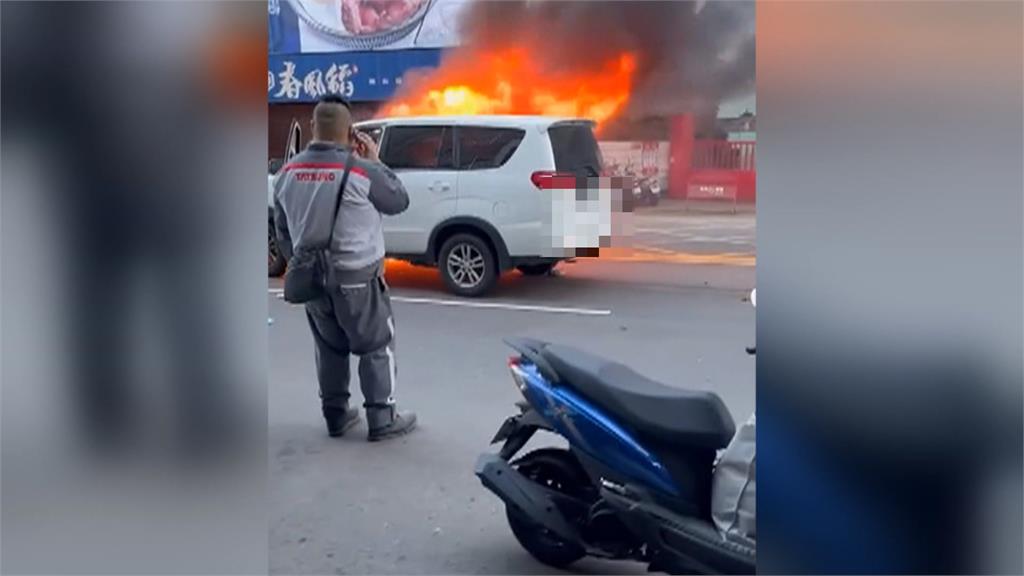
[325, 151, 356, 251]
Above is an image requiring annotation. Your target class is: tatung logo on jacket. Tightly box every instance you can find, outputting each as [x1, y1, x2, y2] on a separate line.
[293, 171, 336, 182]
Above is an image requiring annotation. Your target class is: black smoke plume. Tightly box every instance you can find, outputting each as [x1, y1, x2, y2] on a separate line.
[457, 0, 755, 137]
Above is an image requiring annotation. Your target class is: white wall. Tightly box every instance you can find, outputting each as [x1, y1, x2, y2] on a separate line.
[597, 141, 670, 188]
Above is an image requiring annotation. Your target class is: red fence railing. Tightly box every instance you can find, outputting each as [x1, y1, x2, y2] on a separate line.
[692, 140, 756, 172]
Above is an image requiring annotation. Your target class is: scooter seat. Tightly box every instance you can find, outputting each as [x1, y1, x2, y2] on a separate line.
[541, 344, 736, 449]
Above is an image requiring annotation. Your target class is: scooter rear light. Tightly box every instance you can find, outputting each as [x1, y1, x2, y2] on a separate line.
[508, 361, 529, 394]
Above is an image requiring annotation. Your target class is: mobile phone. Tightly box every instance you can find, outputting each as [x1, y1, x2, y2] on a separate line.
[350, 128, 364, 154]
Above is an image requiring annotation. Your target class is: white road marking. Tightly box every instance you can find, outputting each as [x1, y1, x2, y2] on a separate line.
[268, 288, 611, 316]
[390, 296, 611, 316]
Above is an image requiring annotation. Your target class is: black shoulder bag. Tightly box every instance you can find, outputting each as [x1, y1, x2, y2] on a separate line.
[283, 153, 355, 304]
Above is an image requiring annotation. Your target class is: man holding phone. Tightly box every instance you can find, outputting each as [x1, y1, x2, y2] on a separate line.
[273, 94, 416, 441]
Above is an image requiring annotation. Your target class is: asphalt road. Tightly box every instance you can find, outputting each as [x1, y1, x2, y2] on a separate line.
[269, 213, 755, 575]
[630, 203, 756, 257]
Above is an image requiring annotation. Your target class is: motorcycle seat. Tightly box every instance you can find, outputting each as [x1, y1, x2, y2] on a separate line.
[541, 344, 736, 449]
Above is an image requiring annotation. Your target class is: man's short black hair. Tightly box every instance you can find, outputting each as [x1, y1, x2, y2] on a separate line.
[318, 94, 351, 109]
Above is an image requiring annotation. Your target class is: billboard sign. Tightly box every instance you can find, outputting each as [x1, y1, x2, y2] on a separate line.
[269, 0, 471, 54]
[268, 49, 442, 102]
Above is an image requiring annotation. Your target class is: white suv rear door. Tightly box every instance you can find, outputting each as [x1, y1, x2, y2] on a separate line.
[378, 125, 458, 255]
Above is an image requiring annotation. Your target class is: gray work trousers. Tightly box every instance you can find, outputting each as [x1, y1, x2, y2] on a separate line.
[305, 276, 397, 411]
[712, 412, 756, 546]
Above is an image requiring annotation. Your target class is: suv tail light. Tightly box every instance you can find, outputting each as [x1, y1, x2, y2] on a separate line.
[530, 170, 557, 189]
[531, 171, 578, 189]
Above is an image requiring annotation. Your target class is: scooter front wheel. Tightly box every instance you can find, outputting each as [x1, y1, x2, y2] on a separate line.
[505, 448, 590, 568]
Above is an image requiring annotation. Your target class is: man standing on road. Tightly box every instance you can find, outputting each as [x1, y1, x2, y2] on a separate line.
[273, 95, 417, 441]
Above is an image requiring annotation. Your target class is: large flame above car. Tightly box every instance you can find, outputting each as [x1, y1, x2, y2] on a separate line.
[383, 48, 637, 130]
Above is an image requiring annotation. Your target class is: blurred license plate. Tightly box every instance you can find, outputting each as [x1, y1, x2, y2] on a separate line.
[542, 177, 623, 256]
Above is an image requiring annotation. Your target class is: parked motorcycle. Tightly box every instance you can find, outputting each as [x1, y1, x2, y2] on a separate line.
[475, 310, 755, 573]
[635, 174, 663, 206]
[628, 173, 663, 207]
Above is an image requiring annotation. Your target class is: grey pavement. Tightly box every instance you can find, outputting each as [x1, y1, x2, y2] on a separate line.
[269, 214, 756, 575]
[630, 204, 756, 256]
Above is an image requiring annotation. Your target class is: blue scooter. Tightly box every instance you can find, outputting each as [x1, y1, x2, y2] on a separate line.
[475, 337, 755, 574]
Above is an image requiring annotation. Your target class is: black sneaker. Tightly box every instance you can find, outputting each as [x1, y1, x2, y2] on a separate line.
[367, 408, 417, 442]
[324, 406, 361, 438]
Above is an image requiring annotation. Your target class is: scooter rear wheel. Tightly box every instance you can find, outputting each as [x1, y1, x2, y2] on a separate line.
[505, 448, 590, 568]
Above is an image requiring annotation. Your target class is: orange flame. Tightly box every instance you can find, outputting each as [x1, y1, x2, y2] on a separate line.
[383, 48, 636, 130]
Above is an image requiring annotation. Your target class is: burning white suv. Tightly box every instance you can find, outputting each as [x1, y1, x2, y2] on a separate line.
[354, 115, 611, 296]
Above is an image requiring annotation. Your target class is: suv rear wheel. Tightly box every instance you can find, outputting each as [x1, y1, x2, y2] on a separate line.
[439, 233, 497, 297]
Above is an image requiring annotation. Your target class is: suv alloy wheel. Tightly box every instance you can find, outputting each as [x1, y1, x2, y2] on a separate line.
[439, 233, 497, 297]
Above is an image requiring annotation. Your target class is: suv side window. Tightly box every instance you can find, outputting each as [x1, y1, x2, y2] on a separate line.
[456, 127, 525, 170]
[381, 126, 455, 170]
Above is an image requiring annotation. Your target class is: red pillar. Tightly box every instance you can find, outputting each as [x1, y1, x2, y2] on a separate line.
[668, 114, 695, 199]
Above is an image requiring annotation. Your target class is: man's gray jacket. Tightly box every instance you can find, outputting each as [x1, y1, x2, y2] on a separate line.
[273, 141, 409, 284]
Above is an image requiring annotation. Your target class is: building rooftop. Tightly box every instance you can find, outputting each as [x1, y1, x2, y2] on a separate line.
[717, 111, 756, 133]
